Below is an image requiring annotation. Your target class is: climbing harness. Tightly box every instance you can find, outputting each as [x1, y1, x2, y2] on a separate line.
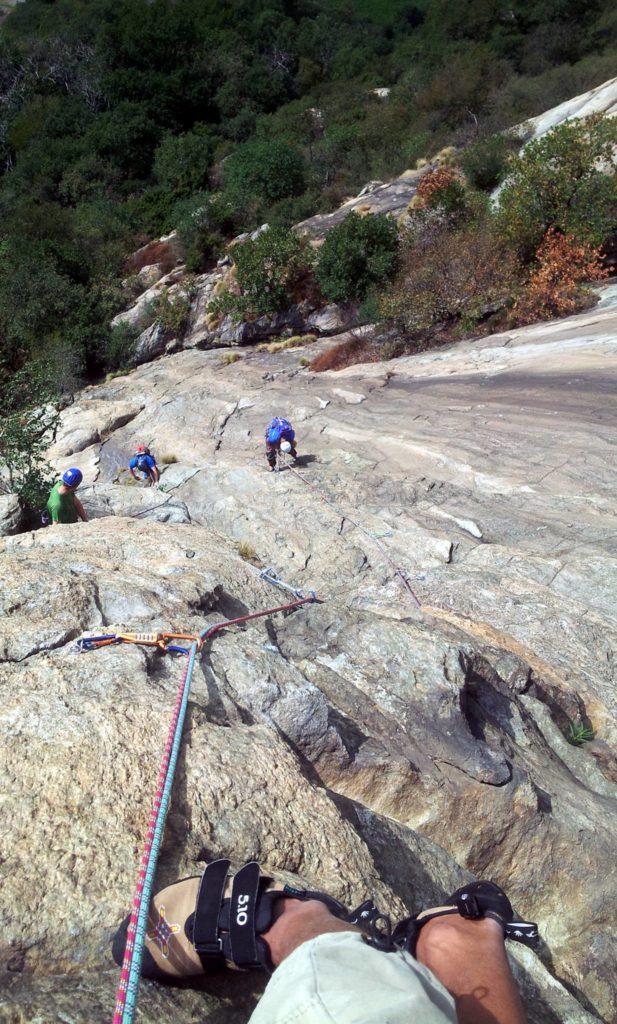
[75, 587, 317, 1024]
[278, 454, 421, 608]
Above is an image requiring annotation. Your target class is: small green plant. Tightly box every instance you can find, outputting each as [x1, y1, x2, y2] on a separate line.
[567, 722, 595, 746]
[221, 351, 242, 365]
[159, 453, 178, 465]
[299, 356, 310, 366]
[315, 212, 399, 304]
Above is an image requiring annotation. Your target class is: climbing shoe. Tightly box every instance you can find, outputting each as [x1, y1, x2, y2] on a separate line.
[390, 880, 539, 957]
[111, 858, 384, 980]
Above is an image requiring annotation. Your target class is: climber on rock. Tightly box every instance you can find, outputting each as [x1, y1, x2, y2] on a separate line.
[113, 858, 537, 1024]
[265, 417, 297, 471]
[129, 444, 160, 486]
[46, 468, 88, 525]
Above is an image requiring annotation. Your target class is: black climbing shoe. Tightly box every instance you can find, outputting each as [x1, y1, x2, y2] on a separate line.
[390, 880, 539, 957]
[112, 859, 383, 981]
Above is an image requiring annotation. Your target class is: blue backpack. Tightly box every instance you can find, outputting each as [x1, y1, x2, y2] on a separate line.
[136, 455, 151, 472]
[267, 418, 293, 444]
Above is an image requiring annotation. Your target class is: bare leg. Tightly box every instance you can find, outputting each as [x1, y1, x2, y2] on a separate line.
[416, 915, 526, 1024]
[261, 900, 526, 1024]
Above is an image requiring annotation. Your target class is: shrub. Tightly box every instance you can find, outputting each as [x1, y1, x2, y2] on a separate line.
[211, 228, 314, 320]
[315, 212, 399, 304]
[153, 126, 218, 197]
[103, 322, 139, 371]
[512, 230, 607, 326]
[0, 362, 60, 520]
[174, 193, 235, 272]
[460, 133, 516, 191]
[415, 166, 468, 216]
[310, 336, 380, 372]
[382, 216, 520, 338]
[149, 289, 194, 337]
[223, 140, 307, 209]
[498, 114, 617, 259]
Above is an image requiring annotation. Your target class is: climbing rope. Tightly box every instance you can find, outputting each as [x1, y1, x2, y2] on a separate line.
[278, 455, 421, 608]
[76, 590, 317, 1024]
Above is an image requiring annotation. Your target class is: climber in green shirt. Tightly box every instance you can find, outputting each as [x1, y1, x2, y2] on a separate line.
[46, 468, 88, 525]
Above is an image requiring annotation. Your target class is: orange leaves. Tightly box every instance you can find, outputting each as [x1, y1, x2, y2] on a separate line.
[415, 167, 464, 208]
[512, 229, 607, 325]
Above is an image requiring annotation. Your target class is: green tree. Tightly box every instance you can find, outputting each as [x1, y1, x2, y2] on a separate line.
[0, 362, 61, 520]
[498, 114, 617, 258]
[316, 212, 399, 303]
[223, 140, 307, 212]
[153, 126, 219, 197]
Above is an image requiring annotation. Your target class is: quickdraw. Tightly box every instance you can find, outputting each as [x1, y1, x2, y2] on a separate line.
[76, 631, 201, 655]
[78, 582, 319, 1024]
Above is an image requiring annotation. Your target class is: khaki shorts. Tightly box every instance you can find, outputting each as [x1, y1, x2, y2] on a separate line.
[248, 931, 456, 1024]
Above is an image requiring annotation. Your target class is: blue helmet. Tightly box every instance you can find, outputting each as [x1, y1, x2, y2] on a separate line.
[62, 468, 83, 488]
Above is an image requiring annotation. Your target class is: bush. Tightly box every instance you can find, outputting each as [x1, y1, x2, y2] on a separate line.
[103, 322, 139, 371]
[498, 114, 617, 259]
[460, 134, 516, 191]
[415, 166, 468, 217]
[149, 288, 194, 336]
[153, 126, 218, 197]
[174, 193, 235, 272]
[512, 229, 607, 326]
[211, 228, 313, 320]
[382, 216, 520, 338]
[0, 362, 60, 520]
[315, 212, 399, 304]
[223, 140, 307, 211]
[310, 336, 380, 372]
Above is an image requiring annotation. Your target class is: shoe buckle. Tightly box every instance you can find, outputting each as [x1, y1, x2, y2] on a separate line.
[194, 936, 223, 955]
[458, 893, 481, 919]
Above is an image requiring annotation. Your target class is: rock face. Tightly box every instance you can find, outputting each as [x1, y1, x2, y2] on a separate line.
[1, 298, 616, 1023]
[0, 492, 22, 535]
[519, 75, 617, 141]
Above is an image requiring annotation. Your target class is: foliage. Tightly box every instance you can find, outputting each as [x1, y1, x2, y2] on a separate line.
[154, 126, 218, 197]
[315, 212, 399, 304]
[498, 115, 617, 258]
[415, 166, 469, 216]
[149, 288, 194, 337]
[0, 0, 615, 385]
[103, 321, 138, 371]
[0, 361, 60, 518]
[223, 140, 307, 214]
[512, 229, 607, 325]
[382, 215, 520, 337]
[567, 722, 595, 746]
[460, 133, 516, 191]
[310, 335, 380, 371]
[211, 228, 313, 320]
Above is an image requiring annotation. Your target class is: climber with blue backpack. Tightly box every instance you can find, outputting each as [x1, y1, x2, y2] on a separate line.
[129, 444, 160, 486]
[265, 417, 297, 472]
